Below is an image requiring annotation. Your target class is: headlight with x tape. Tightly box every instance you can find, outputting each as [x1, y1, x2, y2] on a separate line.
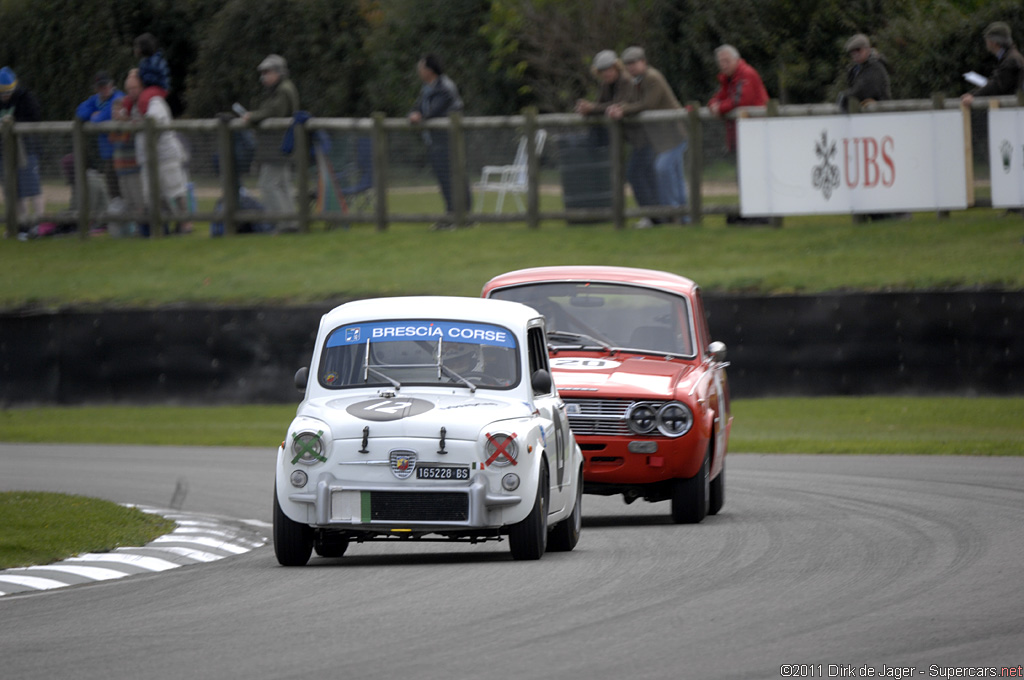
[292, 430, 328, 465]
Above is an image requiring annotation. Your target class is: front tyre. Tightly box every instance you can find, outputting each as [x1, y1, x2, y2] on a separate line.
[670, 444, 710, 524]
[709, 457, 725, 516]
[509, 461, 549, 560]
[274, 487, 313, 566]
[548, 466, 583, 552]
[314, 530, 350, 558]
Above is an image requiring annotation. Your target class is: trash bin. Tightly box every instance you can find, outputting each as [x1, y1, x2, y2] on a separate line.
[556, 131, 611, 223]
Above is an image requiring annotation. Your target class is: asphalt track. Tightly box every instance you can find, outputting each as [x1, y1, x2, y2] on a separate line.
[1, 443, 1022, 680]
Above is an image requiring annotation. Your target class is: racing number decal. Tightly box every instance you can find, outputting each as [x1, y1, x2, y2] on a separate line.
[551, 357, 621, 370]
[346, 397, 435, 422]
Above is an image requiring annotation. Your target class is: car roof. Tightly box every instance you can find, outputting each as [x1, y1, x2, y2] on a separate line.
[321, 296, 541, 332]
[483, 266, 699, 297]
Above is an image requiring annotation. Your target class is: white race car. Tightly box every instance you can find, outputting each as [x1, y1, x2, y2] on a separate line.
[274, 296, 583, 564]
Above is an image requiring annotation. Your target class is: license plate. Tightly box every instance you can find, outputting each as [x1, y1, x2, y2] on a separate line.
[416, 464, 469, 480]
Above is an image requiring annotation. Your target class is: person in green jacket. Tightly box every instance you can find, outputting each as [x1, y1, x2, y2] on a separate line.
[244, 54, 300, 231]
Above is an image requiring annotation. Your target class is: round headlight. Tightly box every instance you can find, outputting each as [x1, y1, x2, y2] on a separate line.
[484, 433, 518, 466]
[626, 403, 658, 435]
[502, 473, 520, 491]
[657, 402, 693, 437]
[290, 469, 309, 487]
[291, 431, 325, 465]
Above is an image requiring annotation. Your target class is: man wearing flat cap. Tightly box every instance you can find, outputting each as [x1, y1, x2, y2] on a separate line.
[576, 50, 633, 117]
[244, 54, 300, 231]
[838, 33, 891, 112]
[961, 22, 1024, 106]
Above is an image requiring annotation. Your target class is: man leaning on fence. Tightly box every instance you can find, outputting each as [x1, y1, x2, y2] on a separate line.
[408, 53, 471, 231]
[76, 70, 124, 202]
[607, 47, 689, 227]
[960, 22, 1024, 107]
[243, 54, 300, 232]
[838, 34, 891, 112]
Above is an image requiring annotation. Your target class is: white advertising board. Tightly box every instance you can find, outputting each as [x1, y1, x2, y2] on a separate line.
[738, 111, 968, 215]
[988, 109, 1024, 208]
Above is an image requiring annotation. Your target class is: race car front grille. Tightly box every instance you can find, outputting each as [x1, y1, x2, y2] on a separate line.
[369, 491, 469, 522]
[563, 398, 633, 437]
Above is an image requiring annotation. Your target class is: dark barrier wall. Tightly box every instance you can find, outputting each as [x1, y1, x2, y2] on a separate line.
[1, 291, 1021, 405]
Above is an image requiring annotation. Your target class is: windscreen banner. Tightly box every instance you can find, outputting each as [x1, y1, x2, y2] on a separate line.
[738, 110, 969, 215]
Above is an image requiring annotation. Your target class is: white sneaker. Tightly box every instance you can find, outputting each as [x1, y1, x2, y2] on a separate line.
[633, 217, 654, 229]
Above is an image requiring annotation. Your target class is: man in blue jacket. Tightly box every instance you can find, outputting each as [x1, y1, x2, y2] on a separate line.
[76, 71, 124, 200]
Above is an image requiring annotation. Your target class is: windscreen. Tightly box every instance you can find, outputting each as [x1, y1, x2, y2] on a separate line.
[318, 320, 520, 389]
[490, 282, 695, 357]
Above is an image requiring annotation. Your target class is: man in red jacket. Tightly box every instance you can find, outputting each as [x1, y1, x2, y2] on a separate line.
[707, 44, 769, 153]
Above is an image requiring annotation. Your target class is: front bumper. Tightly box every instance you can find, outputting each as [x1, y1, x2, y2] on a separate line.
[581, 436, 705, 484]
[288, 472, 521, 533]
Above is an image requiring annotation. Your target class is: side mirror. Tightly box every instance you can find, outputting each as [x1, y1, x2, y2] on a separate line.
[294, 366, 309, 391]
[708, 341, 727, 362]
[531, 368, 553, 394]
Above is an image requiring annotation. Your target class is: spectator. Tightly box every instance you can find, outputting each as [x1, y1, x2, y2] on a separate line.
[960, 22, 1024, 107]
[243, 54, 300, 232]
[575, 49, 657, 214]
[707, 45, 769, 153]
[608, 47, 689, 226]
[112, 70, 147, 236]
[0, 66, 44, 234]
[241, 53, 299, 233]
[75, 70, 124, 200]
[133, 33, 170, 115]
[838, 34, 891, 112]
[408, 53, 471, 230]
[575, 50, 633, 117]
[126, 69, 191, 235]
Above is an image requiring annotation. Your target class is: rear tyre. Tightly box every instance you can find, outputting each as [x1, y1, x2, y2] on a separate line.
[274, 487, 313, 566]
[709, 457, 725, 516]
[670, 444, 710, 524]
[548, 466, 583, 552]
[314, 531, 350, 558]
[509, 461, 549, 560]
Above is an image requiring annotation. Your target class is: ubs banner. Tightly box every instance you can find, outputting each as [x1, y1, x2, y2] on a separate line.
[988, 109, 1024, 207]
[738, 110, 968, 215]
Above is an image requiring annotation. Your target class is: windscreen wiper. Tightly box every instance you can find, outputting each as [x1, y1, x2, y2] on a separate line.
[439, 364, 476, 392]
[363, 340, 401, 389]
[547, 330, 612, 352]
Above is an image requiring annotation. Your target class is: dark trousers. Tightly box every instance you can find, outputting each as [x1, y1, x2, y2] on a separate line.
[428, 133, 471, 214]
[626, 145, 658, 209]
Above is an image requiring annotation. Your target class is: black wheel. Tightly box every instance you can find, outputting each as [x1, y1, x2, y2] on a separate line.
[274, 487, 313, 566]
[314, 531, 350, 558]
[509, 461, 549, 560]
[709, 456, 725, 516]
[548, 466, 582, 552]
[670, 444, 710, 524]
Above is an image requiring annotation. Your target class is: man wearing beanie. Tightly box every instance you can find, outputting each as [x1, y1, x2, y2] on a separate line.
[0, 66, 45, 231]
[961, 22, 1024, 106]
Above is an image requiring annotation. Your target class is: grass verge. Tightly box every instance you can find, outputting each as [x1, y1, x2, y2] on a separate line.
[0, 492, 176, 569]
[1, 397, 1021, 455]
[2, 206, 1022, 309]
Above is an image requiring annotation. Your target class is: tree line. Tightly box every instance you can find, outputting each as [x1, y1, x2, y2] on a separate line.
[0, 0, 1020, 121]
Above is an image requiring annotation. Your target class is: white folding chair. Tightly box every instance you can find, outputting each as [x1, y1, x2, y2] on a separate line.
[475, 129, 547, 213]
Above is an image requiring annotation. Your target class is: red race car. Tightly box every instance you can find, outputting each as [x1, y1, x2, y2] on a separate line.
[483, 266, 730, 523]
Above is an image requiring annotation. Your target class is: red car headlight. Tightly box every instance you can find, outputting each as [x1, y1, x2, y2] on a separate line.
[626, 403, 658, 435]
[657, 402, 693, 437]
